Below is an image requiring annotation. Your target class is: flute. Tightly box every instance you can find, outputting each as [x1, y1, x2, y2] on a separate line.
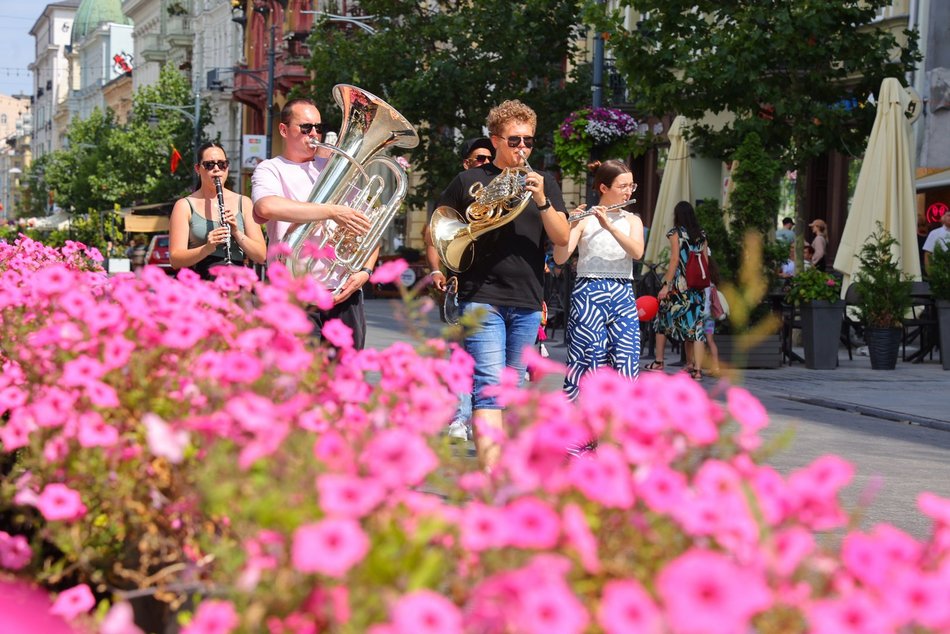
[213, 176, 232, 265]
[568, 199, 637, 222]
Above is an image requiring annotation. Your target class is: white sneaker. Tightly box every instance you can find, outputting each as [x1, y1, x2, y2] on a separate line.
[446, 419, 469, 441]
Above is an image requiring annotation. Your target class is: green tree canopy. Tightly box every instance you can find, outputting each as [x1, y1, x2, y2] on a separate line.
[305, 0, 593, 204]
[27, 63, 213, 218]
[588, 1, 919, 170]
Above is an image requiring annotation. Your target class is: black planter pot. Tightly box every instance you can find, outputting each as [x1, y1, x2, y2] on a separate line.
[801, 300, 845, 369]
[937, 300, 950, 371]
[865, 326, 902, 370]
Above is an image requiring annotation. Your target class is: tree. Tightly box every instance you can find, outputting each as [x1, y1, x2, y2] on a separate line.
[28, 63, 212, 219]
[305, 0, 592, 204]
[588, 1, 919, 219]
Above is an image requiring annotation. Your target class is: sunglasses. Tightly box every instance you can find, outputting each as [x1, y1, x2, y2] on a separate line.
[467, 155, 492, 164]
[297, 122, 329, 135]
[201, 160, 230, 170]
[496, 135, 534, 148]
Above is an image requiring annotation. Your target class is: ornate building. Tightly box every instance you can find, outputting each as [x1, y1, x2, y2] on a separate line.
[28, 0, 81, 158]
[67, 0, 134, 122]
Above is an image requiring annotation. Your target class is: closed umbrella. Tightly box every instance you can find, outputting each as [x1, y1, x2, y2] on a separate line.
[643, 115, 692, 265]
[833, 77, 920, 287]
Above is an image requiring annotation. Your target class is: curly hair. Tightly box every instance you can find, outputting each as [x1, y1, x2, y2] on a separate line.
[486, 100, 537, 137]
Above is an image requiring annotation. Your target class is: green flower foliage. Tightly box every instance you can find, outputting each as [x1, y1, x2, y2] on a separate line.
[852, 223, 913, 327]
[552, 107, 646, 178]
[928, 242, 950, 302]
[786, 267, 842, 305]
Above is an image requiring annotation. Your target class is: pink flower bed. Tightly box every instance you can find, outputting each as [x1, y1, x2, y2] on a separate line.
[1, 236, 950, 633]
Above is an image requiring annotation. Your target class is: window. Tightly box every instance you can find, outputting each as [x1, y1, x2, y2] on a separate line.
[0, 115, 6, 125]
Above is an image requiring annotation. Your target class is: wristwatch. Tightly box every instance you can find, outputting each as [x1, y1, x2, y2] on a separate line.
[537, 198, 552, 211]
[359, 266, 374, 277]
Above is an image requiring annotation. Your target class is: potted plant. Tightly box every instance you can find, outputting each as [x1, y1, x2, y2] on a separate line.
[786, 267, 844, 369]
[851, 224, 913, 370]
[928, 241, 950, 370]
[552, 107, 645, 179]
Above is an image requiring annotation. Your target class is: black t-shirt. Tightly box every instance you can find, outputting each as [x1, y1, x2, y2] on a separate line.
[435, 163, 566, 310]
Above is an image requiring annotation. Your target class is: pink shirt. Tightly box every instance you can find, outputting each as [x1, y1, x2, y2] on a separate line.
[251, 155, 344, 288]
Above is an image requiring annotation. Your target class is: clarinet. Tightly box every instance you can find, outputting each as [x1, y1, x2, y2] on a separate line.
[213, 176, 232, 265]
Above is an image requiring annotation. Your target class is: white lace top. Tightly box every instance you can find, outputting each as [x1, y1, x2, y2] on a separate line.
[575, 212, 633, 279]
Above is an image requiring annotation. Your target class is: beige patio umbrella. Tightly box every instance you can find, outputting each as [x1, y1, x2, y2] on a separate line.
[834, 77, 920, 288]
[643, 115, 692, 265]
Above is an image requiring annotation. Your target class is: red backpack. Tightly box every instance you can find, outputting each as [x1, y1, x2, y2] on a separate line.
[684, 241, 711, 290]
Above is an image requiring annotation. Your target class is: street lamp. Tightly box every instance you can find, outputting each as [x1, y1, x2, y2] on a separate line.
[301, 11, 379, 35]
[146, 91, 202, 174]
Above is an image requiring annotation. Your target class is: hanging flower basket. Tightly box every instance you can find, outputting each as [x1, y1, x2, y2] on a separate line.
[553, 107, 645, 179]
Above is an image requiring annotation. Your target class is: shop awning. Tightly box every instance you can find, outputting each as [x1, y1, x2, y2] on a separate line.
[123, 214, 169, 232]
[916, 169, 950, 192]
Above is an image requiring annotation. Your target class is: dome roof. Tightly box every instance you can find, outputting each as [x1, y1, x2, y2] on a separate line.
[71, 0, 132, 45]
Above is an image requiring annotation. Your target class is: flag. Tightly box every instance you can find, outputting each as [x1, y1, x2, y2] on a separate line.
[170, 146, 182, 174]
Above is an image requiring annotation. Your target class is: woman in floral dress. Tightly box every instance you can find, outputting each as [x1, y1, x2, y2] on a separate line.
[645, 201, 708, 380]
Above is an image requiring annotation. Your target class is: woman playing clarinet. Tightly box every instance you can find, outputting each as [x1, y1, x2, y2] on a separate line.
[170, 142, 266, 279]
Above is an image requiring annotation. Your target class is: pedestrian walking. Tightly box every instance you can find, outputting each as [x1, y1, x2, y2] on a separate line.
[646, 201, 708, 380]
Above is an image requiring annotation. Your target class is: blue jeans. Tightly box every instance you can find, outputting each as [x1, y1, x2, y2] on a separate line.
[461, 302, 542, 410]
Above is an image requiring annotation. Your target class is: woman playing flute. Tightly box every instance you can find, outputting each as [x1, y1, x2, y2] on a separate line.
[553, 159, 645, 401]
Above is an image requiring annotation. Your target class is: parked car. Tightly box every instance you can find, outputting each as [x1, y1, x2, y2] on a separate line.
[145, 234, 172, 272]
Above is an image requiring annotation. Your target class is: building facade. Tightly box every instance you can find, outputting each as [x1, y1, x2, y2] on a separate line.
[29, 0, 81, 159]
[122, 0, 194, 92]
[68, 0, 134, 123]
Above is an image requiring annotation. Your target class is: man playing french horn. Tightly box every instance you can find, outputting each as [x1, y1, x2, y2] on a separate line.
[434, 100, 569, 470]
[252, 98, 375, 349]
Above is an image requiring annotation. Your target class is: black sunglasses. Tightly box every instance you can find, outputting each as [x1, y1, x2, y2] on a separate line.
[297, 122, 329, 135]
[467, 155, 492, 164]
[201, 160, 230, 170]
[496, 135, 534, 148]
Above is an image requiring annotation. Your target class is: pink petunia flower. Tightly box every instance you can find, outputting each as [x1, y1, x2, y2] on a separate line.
[460, 502, 508, 552]
[181, 600, 239, 634]
[807, 593, 893, 634]
[36, 483, 87, 522]
[143, 413, 190, 464]
[598, 579, 661, 634]
[369, 259, 409, 285]
[49, 584, 95, 621]
[391, 590, 463, 634]
[76, 411, 119, 448]
[316, 473, 386, 519]
[726, 386, 769, 450]
[101, 601, 144, 634]
[322, 318, 354, 349]
[0, 530, 32, 570]
[362, 428, 438, 488]
[657, 549, 771, 634]
[291, 519, 370, 578]
[505, 497, 561, 550]
[561, 503, 601, 574]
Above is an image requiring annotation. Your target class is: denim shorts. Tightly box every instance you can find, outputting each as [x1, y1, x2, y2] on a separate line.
[461, 302, 542, 410]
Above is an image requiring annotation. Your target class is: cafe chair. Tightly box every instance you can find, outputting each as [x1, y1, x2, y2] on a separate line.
[902, 281, 937, 363]
[841, 283, 864, 360]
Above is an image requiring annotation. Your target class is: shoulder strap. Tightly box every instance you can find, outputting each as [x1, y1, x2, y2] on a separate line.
[186, 198, 197, 214]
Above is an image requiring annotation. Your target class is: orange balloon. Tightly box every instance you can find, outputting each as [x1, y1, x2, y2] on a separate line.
[636, 295, 659, 321]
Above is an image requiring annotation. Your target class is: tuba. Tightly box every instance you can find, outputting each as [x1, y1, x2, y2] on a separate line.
[429, 151, 532, 272]
[284, 84, 419, 287]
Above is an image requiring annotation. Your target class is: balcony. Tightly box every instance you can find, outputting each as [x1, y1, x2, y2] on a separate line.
[166, 15, 193, 49]
[138, 33, 168, 63]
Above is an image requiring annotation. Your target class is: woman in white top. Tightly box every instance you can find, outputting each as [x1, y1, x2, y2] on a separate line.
[554, 160, 645, 401]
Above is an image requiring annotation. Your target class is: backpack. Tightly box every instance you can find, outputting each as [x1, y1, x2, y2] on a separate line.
[684, 240, 711, 290]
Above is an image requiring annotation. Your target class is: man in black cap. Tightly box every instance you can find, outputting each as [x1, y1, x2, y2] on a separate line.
[776, 216, 795, 244]
[424, 137, 495, 291]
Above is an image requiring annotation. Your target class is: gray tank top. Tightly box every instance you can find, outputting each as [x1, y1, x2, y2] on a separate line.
[186, 196, 247, 260]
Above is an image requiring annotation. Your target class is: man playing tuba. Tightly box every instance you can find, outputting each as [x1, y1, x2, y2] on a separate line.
[434, 100, 570, 470]
[252, 98, 375, 349]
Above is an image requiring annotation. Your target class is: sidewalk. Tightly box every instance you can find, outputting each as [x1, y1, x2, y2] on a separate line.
[542, 335, 950, 432]
[364, 299, 950, 432]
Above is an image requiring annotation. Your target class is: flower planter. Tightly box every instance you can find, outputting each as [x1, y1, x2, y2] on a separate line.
[937, 299, 950, 371]
[715, 333, 783, 369]
[800, 300, 845, 370]
[865, 326, 902, 370]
